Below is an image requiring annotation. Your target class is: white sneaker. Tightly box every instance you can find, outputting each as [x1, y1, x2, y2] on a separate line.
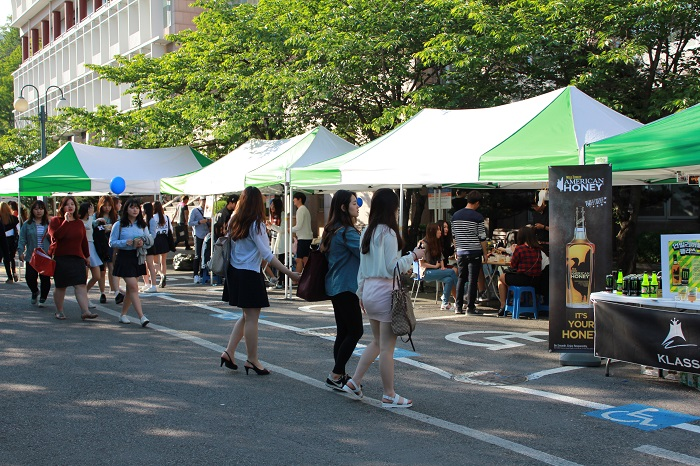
[440, 302, 454, 311]
[119, 315, 131, 324]
[88, 300, 96, 309]
[193, 275, 201, 284]
[144, 285, 158, 293]
[140, 315, 150, 327]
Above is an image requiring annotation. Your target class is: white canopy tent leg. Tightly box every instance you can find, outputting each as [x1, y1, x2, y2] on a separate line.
[285, 179, 293, 299]
[399, 184, 404, 238]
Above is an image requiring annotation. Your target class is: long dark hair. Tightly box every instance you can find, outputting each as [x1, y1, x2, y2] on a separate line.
[321, 190, 358, 253]
[269, 197, 283, 226]
[423, 223, 441, 260]
[78, 202, 93, 220]
[143, 202, 154, 225]
[517, 226, 541, 250]
[119, 197, 147, 228]
[361, 188, 403, 254]
[229, 186, 266, 240]
[97, 195, 117, 223]
[29, 200, 48, 225]
[153, 201, 166, 227]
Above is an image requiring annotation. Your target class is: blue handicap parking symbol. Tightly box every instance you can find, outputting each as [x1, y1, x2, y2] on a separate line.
[585, 404, 700, 431]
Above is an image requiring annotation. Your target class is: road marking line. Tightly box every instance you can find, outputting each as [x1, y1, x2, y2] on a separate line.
[634, 445, 700, 465]
[76, 300, 582, 466]
[499, 385, 613, 410]
[527, 366, 584, 381]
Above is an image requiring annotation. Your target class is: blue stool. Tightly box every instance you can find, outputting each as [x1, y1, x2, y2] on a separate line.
[537, 295, 549, 313]
[505, 286, 538, 319]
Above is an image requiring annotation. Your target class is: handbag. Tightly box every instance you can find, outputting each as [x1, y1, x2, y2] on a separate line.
[29, 229, 55, 277]
[296, 249, 329, 302]
[209, 236, 231, 277]
[390, 264, 417, 350]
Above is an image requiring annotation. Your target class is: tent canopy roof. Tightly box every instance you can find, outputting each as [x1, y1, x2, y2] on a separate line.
[585, 103, 700, 184]
[0, 142, 212, 196]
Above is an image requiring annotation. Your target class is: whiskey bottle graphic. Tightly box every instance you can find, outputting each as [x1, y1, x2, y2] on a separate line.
[566, 207, 594, 308]
[671, 254, 681, 286]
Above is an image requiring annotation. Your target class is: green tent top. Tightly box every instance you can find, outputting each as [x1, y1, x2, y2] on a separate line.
[584, 104, 700, 184]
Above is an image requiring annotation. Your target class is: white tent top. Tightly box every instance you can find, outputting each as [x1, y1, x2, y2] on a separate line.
[0, 142, 212, 196]
[330, 87, 640, 189]
[160, 137, 302, 195]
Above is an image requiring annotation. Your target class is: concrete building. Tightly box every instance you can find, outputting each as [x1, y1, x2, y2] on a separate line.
[10, 0, 204, 139]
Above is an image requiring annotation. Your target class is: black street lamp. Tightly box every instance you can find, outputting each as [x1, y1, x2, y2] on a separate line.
[13, 85, 69, 159]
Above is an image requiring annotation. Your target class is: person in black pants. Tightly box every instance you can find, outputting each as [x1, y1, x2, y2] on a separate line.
[18, 200, 52, 305]
[320, 190, 363, 390]
[0, 202, 20, 283]
[451, 191, 489, 315]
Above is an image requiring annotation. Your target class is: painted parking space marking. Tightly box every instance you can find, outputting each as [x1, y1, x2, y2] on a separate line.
[634, 445, 700, 465]
[585, 404, 700, 431]
[446, 330, 548, 350]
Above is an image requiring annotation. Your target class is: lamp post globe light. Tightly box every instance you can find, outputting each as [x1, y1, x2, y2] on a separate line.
[13, 85, 69, 160]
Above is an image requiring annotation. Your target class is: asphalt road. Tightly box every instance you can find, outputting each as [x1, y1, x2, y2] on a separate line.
[2, 265, 699, 465]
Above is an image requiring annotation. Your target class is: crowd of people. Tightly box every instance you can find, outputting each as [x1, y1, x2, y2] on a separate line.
[2, 187, 549, 409]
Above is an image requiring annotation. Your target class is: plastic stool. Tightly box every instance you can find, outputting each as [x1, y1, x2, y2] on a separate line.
[505, 286, 538, 319]
[537, 294, 549, 313]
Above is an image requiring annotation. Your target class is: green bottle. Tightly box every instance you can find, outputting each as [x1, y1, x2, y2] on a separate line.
[650, 273, 658, 298]
[641, 272, 650, 298]
[616, 271, 623, 295]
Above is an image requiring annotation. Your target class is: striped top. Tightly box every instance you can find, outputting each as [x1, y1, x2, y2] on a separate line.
[451, 207, 487, 255]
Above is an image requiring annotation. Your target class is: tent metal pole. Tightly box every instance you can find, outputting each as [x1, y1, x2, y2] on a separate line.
[285, 181, 292, 299]
[399, 184, 404, 238]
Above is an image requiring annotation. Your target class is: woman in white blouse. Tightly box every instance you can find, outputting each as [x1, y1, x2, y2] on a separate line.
[343, 189, 424, 408]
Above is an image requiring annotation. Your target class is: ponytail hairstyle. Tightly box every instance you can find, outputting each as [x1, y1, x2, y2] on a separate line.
[361, 188, 403, 254]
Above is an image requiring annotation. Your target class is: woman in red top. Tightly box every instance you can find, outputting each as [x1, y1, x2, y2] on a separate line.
[497, 226, 542, 317]
[48, 196, 98, 321]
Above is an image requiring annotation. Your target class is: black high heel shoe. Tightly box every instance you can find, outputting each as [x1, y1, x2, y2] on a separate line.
[220, 351, 238, 370]
[244, 360, 270, 375]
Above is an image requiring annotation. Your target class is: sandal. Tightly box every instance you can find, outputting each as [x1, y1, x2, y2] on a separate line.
[54, 312, 66, 320]
[341, 378, 364, 400]
[382, 393, 412, 409]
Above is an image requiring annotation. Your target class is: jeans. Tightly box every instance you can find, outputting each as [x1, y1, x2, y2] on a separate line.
[456, 253, 482, 311]
[423, 268, 456, 305]
[330, 292, 364, 375]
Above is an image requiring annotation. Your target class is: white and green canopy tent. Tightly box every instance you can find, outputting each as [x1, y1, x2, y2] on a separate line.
[0, 142, 212, 196]
[584, 103, 700, 184]
[292, 87, 641, 190]
[244, 126, 357, 189]
[160, 137, 302, 195]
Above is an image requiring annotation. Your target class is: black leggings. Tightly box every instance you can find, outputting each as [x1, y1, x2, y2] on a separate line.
[25, 261, 52, 300]
[330, 292, 364, 375]
[0, 234, 13, 280]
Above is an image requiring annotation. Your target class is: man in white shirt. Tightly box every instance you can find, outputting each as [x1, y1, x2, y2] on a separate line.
[292, 192, 313, 274]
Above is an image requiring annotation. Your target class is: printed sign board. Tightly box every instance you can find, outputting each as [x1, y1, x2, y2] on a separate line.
[594, 300, 700, 375]
[549, 165, 613, 352]
[660, 234, 700, 300]
[428, 188, 452, 210]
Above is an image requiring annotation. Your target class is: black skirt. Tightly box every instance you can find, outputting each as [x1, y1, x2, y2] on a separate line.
[54, 255, 88, 288]
[152, 233, 170, 255]
[113, 249, 147, 278]
[222, 264, 270, 309]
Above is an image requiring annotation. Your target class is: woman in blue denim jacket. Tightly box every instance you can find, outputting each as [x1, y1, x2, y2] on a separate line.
[320, 190, 362, 390]
[17, 200, 52, 306]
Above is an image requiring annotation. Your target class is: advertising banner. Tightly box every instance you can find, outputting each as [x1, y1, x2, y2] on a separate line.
[549, 165, 612, 352]
[428, 188, 452, 210]
[594, 300, 700, 374]
[660, 234, 700, 300]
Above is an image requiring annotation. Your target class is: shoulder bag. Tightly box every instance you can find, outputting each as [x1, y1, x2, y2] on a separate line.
[165, 216, 177, 252]
[29, 228, 56, 277]
[390, 264, 417, 350]
[209, 235, 231, 277]
[296, 249, 329, 302]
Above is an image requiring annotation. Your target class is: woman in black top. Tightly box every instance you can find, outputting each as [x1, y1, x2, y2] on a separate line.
[0, 202, 20, 283]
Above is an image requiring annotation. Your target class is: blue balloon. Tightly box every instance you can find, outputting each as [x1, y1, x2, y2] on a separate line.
[356, 197, 363, 207]
[110, 176, 126, 195]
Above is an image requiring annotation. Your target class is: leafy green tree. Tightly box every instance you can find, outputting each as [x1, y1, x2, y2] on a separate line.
[0, 21, 20, 134]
